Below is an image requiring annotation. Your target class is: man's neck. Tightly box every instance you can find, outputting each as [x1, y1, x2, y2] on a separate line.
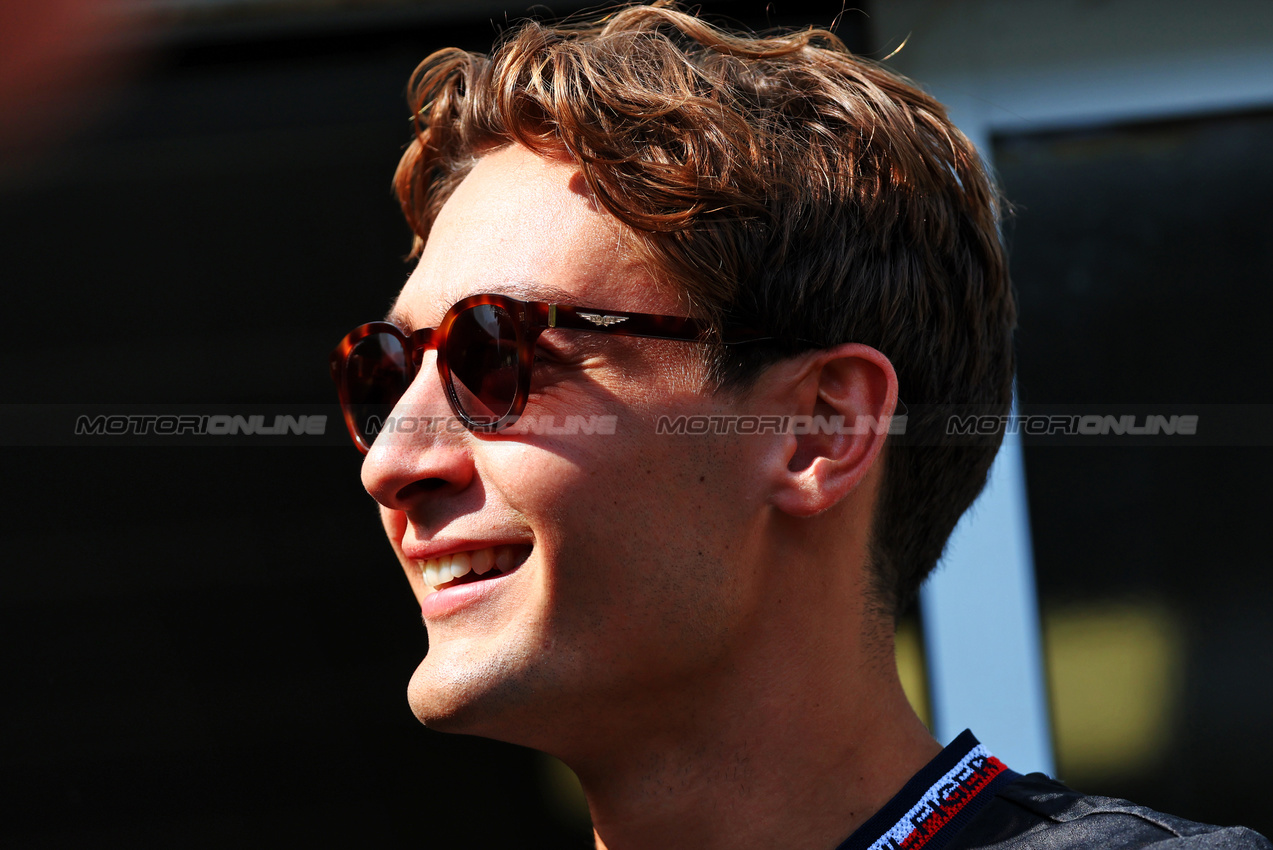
[570, 592, 940, 850]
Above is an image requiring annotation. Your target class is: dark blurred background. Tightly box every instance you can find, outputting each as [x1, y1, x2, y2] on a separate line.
[996, 108, 1273, 834]
[5, 0, 1272, 846]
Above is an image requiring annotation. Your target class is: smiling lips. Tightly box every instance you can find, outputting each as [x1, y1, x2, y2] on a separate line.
[420, 544, 531, 591]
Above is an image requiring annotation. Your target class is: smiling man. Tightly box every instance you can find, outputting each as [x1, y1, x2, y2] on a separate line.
[330, 3, 1269, 849]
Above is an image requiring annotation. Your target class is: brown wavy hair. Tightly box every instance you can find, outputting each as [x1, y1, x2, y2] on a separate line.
[393, 1, 1017, 617]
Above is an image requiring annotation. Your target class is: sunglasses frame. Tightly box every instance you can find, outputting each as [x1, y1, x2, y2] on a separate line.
[330, 293, 768, 453]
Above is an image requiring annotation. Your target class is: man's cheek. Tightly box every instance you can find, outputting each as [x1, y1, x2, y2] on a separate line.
[380, 508, 428, 601]
[380, 507, 409, 555]
[503, 449, 588, 504]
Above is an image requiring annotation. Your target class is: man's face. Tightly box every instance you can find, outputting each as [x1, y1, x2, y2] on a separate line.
[360, 145, 777, 753]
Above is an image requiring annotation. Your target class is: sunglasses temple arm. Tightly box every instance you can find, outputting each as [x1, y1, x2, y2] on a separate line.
[543, 304, 768, 344]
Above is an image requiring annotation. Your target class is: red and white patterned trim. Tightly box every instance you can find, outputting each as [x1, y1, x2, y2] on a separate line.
[865, 744, 1010, 850]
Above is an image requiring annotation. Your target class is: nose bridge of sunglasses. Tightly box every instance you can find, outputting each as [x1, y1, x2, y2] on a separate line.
[409, 327, 438, 368]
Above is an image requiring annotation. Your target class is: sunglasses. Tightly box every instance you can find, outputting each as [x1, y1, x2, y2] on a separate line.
[330, 293, 769, 453]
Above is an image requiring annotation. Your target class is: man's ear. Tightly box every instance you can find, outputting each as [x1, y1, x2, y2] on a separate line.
[768, 344, 898, 518]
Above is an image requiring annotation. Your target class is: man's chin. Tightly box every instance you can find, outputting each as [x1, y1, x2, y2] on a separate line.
[406, 646, 542, 740]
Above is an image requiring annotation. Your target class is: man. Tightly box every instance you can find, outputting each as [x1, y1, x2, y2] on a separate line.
[330, 3, 1270, 847]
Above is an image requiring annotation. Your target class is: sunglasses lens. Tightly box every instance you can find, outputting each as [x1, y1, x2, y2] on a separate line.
[344, 331, 412, 446]
[446, 304, 520, 426]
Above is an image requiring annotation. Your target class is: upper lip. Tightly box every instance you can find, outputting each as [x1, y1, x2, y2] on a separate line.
[400, 538, 530, 562]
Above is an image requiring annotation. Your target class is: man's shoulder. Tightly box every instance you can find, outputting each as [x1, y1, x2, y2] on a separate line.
[949, 772, 1272, 850]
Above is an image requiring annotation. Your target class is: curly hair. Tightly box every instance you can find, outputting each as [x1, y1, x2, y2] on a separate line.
[393, 1, 1017, 617]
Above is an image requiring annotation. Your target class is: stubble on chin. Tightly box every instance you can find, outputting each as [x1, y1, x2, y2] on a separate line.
[405, 635, 572, 744]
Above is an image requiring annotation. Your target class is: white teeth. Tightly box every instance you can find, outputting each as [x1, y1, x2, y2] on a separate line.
[420, 546, 523, 590]
[471, 547, 494, 575]
[423, 559, 441, 587]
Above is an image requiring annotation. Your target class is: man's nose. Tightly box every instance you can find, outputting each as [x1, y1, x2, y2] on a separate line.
[360, 353, 475, 512]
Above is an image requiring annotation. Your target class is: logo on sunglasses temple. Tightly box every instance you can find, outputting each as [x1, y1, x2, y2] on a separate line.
[577, 312, 629, 327]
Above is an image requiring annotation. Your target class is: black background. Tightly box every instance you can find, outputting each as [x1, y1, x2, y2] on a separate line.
[1, 2, 865, 847]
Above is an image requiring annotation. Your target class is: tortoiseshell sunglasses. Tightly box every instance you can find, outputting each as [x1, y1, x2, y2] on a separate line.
[330, 293, 768, 452]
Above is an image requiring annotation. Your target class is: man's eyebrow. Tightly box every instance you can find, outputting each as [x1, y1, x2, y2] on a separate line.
[483, 281, 576, 303]
[383, 310, 412, 333]
[383, 282, 582, 331]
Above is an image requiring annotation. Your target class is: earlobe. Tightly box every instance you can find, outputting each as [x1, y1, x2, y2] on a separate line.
[768, 345, 898, 517]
